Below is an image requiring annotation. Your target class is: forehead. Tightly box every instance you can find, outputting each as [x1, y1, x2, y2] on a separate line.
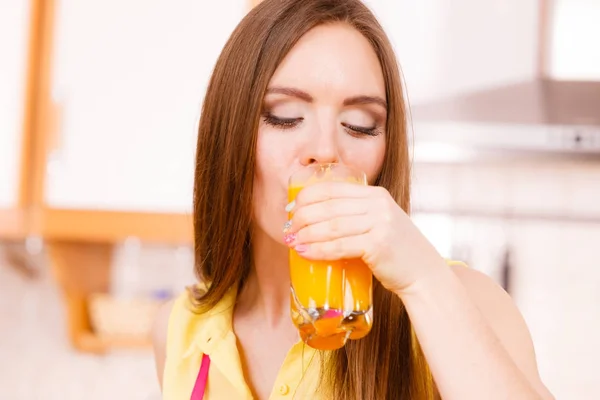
[268, 23, 386, 99]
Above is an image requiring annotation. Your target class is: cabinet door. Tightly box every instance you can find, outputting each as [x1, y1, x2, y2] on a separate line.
[412, 214, 600, 398]
[361, 0, 538, 104]
[45, 0, 248, 213]
[510, 221, 600, 399]
[0, 0, 31, 208]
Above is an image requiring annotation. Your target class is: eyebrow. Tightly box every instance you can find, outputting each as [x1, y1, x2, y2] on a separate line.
[266, 87, 313, 102]
[343, 95, 387, 109]
[265, 86, 387, 109]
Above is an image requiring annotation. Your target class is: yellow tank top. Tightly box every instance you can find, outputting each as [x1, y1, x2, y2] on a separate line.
[162, 261, 467, 399]
[162, 286, 323, 399]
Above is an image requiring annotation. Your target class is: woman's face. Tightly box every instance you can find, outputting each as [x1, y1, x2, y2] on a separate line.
[253, 23, 387, 245]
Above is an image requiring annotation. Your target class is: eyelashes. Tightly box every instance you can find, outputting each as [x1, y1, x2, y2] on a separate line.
[263, 114, 300, 130]
[262, 113, 382, 137]
[342, 122, 382, 137]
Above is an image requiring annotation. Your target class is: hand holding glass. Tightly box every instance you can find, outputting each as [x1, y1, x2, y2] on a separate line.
[288, 163, 373, 350]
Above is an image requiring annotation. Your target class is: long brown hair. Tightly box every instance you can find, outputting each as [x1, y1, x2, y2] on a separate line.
[192, 0, 435, 398]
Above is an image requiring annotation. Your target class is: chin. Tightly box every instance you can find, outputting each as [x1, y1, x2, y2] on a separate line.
[269, 228, 288, 247]
[252, 220, 288, 247]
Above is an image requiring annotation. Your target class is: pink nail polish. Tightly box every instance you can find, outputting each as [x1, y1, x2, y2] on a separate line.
[294, 244, 308, 253]
[284, 233, 297, 245]
[323, 309, 343, 318]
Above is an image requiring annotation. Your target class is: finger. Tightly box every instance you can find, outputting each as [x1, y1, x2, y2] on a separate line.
[290, 198, 370, 233]
[293, 181, 376, 208]
[294, 214, 373, 244]
[294, 233, 372, 261]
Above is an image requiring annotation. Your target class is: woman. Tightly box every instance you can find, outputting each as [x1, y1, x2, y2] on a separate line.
[153, 0, 554, 399]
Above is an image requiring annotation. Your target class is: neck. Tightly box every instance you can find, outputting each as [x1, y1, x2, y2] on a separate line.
[236, 227, 292, 328]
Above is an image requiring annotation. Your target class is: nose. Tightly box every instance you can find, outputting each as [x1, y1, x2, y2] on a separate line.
[299, 120, 340, 166]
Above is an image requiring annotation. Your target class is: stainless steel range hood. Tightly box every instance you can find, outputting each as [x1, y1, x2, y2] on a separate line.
[410, 0, 600, 162]
[412, 79, 600, 127]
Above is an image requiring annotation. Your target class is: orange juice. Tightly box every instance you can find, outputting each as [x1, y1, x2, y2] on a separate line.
[288, 164, 373, 350]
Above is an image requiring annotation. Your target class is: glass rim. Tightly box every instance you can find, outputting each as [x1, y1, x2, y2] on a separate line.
[288, 162, 367, 184]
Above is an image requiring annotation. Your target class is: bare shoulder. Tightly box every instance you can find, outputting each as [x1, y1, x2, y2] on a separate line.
[449, 265, 515, 325]
[152, 298, 176, 390]
[450, 265, 555, 399]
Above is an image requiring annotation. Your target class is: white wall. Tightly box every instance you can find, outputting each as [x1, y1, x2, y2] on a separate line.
[363, 0, 600, 102]
[0, 0, 31, 208]
[41, 0, 600, 213]
[45, 0, 248, 212]
[549, 0, 600, 80]
[363, 0, 539, 104]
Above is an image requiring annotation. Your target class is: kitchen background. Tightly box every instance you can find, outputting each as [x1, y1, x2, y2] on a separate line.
[1, 0, 599, 399]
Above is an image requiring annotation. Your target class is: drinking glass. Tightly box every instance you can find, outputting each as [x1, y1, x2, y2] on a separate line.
[288, 163, 373, 350]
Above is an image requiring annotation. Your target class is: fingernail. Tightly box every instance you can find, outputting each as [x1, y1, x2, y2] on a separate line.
[285, 200, 296, 213]
[323, 309, 343, 318]
[284, 233, 297, 245]
[283, 220, 292, 233]
[294, 244, 308, 253]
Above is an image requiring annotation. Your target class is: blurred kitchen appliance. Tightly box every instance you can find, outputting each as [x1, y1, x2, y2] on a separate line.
[411, 0, 600, 162]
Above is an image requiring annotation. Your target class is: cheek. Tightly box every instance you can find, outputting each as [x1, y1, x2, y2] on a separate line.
[252, 170, 284, 240]
[253, 131, 293, 241]
[370, 138, 386, 180]
[255, 127, 296, 177]
[342, 136, 386, 183]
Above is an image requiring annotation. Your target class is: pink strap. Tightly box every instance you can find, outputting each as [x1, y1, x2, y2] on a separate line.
[190, 354, 210, 400]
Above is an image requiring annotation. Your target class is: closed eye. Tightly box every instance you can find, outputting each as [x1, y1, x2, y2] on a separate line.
[263, 113, 303, 129]
[262, 113, 381, 137]
[342, 122, 382, 137]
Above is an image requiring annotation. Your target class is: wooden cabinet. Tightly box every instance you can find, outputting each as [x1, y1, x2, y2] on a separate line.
[46, 0, 247, 213]
[44, 0, 249, 352]
[1, 0, 250, 352]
